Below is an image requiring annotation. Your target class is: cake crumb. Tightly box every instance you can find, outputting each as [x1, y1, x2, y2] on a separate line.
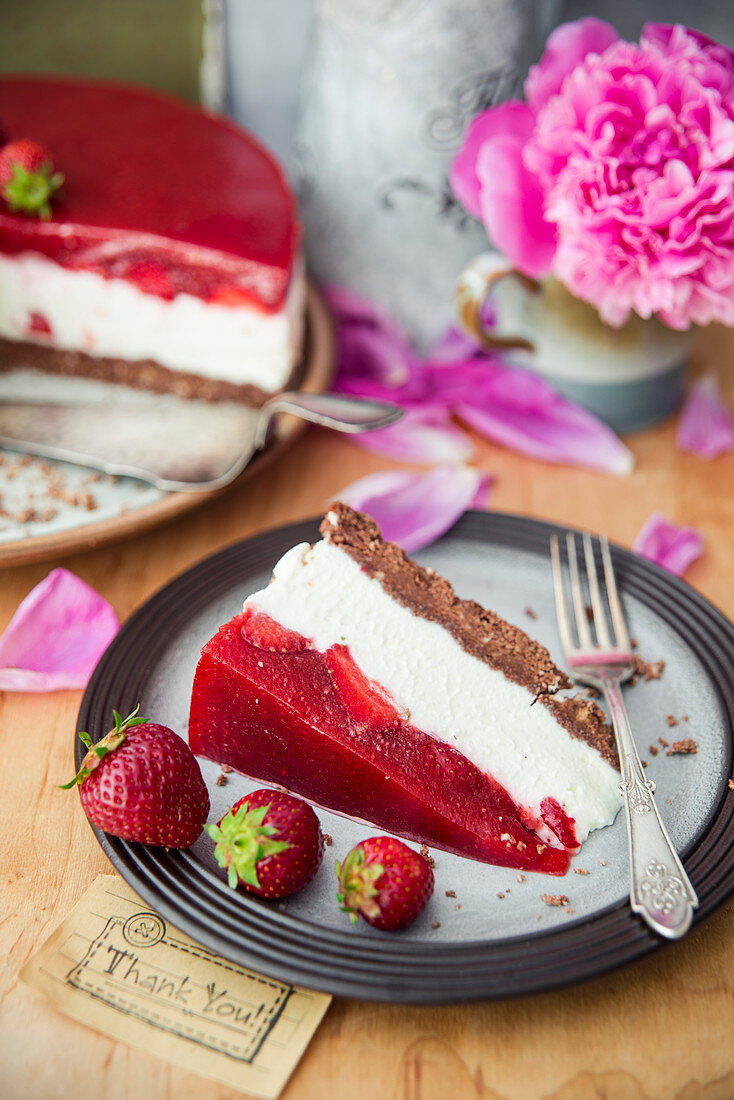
[445, 889, 456, 898]
[666, 797, 672, 804]
[536, 914, 541, 921]
[564, 907, 575, 915]
[215, 773, 228, 786]
[541, 894, 569, 907]
[728, 779, 733, 791]
[598, 859, 607, 866]
[633, 656, 665, 681]
[666, 739, 698, 756]
[516, 874, 525, 883]
[455, 903, 461, 910]
[631, 637, 638, 649]
[649, 745, 658, 756]
[573, 868, 590, 875]
[524, 606, 537, 620]
[431, 921, 441, 929]
[323, 834, 333, 847]
[659, 737, 669, 748]
[641, 760, 648, 768]
[682, 715, 689, 722]
[221, 765, 232, 774]
[419, 844, 435, 868]
[665, 714, 678, 727]
[497, 892, 505, 900]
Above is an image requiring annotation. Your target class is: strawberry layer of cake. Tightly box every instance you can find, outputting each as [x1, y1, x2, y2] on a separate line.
[189, 505, 623, 875]
[0, 77, 303, 403]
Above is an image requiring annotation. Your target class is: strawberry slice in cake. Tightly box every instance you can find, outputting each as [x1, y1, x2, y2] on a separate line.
[189, 505, 622, 875]
[0, 76, 303, 404]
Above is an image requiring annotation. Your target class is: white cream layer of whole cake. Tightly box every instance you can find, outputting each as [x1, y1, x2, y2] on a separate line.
[246, 536, 623, 847]
[0, 251, 305, 390]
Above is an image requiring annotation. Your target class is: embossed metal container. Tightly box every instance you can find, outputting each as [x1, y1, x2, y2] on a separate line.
[295, 0, 538, 347]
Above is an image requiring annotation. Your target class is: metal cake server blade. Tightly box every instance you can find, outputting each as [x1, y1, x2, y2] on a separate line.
[0, 372, 402, 492]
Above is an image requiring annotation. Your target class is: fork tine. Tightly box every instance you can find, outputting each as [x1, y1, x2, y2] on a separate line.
[550, 535, 576, 653]
[583, 532, 612, 648]
[566, 533, 593, 649]
[600, 534, 631, 651]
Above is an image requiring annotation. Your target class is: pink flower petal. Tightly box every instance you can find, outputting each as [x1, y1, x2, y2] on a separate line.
[350, 403, 474, 465]
[525, 18, 619, 111]
[676, 373, 734, 458]
[450, 100, 535, 221]
[455, 363, 633, 476]
[633, 513, 704, 576]
[339, 465, 491, 552]
[0, 568, 119, 692]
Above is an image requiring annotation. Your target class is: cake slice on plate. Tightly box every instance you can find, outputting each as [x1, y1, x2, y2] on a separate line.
[0, 77, 303, 404]
[189, 504, 622, 875]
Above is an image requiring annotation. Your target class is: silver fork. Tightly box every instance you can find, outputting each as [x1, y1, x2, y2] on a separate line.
[550, 531, 698, 939]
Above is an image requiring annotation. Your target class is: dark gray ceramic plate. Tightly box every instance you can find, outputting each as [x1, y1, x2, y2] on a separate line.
[76, 512, 734, 1003]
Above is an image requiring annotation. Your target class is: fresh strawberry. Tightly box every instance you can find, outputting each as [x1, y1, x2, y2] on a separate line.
[0, 139, 63, 220]
[240, 607, 311, 653]
[206, 789, 323, 899]
[325, 644, 406, 730]
[61, 706, 209, 848]
[336, 836, 434, 931]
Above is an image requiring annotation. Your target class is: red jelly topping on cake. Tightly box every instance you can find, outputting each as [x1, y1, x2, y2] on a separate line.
[189, 611, 572, 875]
[540, 797, 579, 851]
[0, 77, 299, 310]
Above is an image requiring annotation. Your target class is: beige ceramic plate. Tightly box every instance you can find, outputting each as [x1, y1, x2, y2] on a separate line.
[0, 283, 334, 567]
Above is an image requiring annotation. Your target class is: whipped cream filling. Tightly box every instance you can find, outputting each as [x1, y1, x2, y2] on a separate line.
[246, 538, 623, 846]
[0, 252, 304, 389]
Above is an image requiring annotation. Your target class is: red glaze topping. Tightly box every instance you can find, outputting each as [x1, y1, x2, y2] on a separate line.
[540, 797, 579, 851]
[0, 77, 299, 310]
[189, 611, 572, 875]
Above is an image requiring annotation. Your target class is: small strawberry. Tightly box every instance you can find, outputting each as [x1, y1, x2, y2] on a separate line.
[61, 706, 209, 848]
[0, 139, 64, 220]
[240, 607, 311, 653]
[325, 644, 407, 730]
[206, 789, 323, 899]
[336, 836, 434, 931]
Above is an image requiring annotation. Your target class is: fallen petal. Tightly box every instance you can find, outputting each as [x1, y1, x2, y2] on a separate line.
[676, 373, 734, 458]
[0, 568, 119, 692]
[351, 403, 474, 465]
[633, 512, 704, 576]
[455, 364, 633, 476]
[339, 465, 491, 552]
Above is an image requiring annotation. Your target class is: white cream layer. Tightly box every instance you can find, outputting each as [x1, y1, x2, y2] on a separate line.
[0, 252, 304, 389]
[246, 537, 623, 847]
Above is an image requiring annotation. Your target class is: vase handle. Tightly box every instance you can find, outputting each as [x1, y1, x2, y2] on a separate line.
[455, 253, 540, 352]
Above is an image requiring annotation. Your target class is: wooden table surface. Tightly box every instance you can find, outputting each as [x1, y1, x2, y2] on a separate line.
[2, 325, 734, 1100]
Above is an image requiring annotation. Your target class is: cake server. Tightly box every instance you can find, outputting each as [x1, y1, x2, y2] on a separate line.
[0, 372, 402, 492]
[550, 530, 698, 939]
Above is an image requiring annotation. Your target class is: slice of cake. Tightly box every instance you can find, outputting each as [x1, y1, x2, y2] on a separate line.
[0, 77, 303, 404]
[189, 505, 622, 875]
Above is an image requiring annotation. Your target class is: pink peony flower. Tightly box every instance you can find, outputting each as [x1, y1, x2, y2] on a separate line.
[451, 20, 734, 330]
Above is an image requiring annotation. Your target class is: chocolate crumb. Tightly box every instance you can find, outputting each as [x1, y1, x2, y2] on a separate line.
[633, 656, 665, 681]
[455, 903, 461, 910]
[323, 834, 333, 847]
[682, 715, 689, 722]
[419, 843, 435, 868]
[584, 605, 594, 623]
[631, 637, 638, 649]
[564, 907, 575, 915]
[641, 760, 648, 768]
[221, 765, 233, 774]
[541, 894, 569, 907]
[666, 797, 672, 804]
[445, 889, 456, 898]
[574, 868, 590, 875]
[649, 745, 658, 756]
[665, 714, 678, 727]
[728, 779, 733, 791]
[516, 874, 525, 883]
[215, 774, 228, 786]
[666, 739, 698, 756]
[524, 607, 537, 620]
[598, 859, 607, 866]
[431, 921, 441, 929]
[497, 892, 505, 900]
[659, 737, 669, 748]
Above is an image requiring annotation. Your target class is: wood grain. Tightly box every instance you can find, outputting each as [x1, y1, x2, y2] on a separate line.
[2, 325, 733, 1100]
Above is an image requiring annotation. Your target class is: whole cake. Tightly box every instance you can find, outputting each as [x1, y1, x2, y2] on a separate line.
[0, 77, 303, 403]
[189, 504, 622, 875]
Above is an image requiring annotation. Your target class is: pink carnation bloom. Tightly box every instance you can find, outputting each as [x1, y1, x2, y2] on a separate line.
[451, 20, 734, 330]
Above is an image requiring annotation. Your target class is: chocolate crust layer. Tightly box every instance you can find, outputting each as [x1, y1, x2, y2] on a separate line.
[0, 338, 301, 407]
[322, 502, 618, 768]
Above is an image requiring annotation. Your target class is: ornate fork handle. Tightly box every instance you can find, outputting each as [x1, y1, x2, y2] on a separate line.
[602, 676, 698, 938]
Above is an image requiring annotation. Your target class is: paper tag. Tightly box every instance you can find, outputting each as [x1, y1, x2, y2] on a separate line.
[20, 875, 331, 1099]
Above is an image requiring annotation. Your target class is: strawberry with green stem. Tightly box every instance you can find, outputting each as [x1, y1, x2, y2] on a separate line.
[61, 705, 209, 848]
[206, 789, 324, 899]
[336, 836, 434, 931]
[0, 139, 64, 220]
